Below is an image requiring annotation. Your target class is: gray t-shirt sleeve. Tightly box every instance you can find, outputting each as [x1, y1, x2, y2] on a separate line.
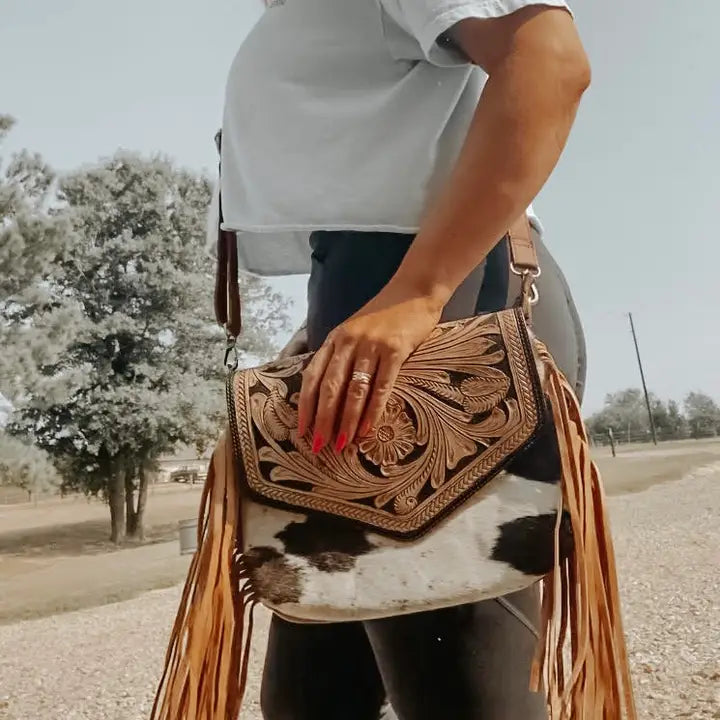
[380, 0, 572, 66]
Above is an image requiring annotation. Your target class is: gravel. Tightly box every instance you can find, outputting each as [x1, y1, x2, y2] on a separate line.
[1, 470, 718, 720]
[613, 465, 720, 720]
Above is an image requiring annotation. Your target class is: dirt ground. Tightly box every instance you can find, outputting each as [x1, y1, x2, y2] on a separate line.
[0, 483, 203, 623]
[1, 438, 720, 624]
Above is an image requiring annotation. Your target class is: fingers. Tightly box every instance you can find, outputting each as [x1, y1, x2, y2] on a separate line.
[335, 354, 379, 451]
[298, 326, 406, 454]
[311, 339, 357, 452]
[297, 342, 333, 439]
[358, 347, 402, 439]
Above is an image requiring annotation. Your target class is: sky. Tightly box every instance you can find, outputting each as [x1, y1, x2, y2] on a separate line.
[1, 0, 718, 413]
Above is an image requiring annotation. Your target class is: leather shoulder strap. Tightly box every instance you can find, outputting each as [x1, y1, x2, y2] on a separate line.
[213, 131, 242, 340]
[507, 214, 539, 274]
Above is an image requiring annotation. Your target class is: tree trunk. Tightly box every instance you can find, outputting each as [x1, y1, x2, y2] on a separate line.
[125, 468, 137, 537]
[130, 466, 149, 541]
[108, 472, 126, 544]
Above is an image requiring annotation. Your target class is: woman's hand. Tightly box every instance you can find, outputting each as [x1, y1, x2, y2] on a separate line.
[297, 287, 443, 453]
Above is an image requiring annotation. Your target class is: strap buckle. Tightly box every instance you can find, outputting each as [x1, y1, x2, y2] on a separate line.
[223, 331, 238, 372]
[510, 263, 541, 321]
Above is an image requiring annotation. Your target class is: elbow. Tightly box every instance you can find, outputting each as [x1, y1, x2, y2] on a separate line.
[562, 46, 592, 101]
[542, 31, 592, 106]
[457, 8, 592, 102]
[515, 13, 592, 106]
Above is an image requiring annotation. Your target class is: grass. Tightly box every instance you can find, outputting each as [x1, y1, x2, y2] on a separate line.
[0, 518, 183, 558]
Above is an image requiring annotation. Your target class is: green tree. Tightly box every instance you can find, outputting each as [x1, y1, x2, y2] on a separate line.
[648, 397, 671, 440]
[665, 400, 690, 440]
[586, 389, 694, 443]
[0, 432, 60, 500]
[586, 388, 650, 442]
[0, 114, 82, 403]
[684, 392, 720, 439]
[7, 151, 289, 542]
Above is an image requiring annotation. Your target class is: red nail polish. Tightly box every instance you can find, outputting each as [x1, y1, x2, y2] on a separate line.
[312, 433, 324, 454]
[359, 422, 373, 437]
[335, 432, 348, 453]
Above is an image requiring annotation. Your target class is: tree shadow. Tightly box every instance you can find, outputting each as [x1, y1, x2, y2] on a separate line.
[0, 519, 180, 558]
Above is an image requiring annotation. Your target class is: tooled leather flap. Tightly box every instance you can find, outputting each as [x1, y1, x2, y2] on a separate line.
[226, 308, 544, 540]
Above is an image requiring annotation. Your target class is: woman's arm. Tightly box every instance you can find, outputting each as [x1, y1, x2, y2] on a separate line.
[297, 6, 590, 452]
[390, 7, 590, 304]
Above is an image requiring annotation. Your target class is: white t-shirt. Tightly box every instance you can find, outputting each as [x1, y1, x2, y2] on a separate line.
[219, 0, 570, 275]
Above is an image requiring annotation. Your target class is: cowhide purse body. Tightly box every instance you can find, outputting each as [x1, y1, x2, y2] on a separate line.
[151, 211, 637, 720]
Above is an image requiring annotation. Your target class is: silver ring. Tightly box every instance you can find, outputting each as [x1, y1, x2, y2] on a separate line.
[351, 370, 373, 385]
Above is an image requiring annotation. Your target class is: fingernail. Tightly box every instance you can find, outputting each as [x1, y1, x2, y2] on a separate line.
[312, 433, 325, 454]
[359, 421, 373, 437]
[335, 432, 347, 453]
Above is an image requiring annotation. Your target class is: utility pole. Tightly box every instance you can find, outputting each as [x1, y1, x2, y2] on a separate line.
[628, 312, 658, 445]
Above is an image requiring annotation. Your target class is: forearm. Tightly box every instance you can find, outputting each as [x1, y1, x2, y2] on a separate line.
[388, 15, 589, 307]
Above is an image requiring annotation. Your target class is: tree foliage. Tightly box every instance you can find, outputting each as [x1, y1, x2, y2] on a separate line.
[586, 387, 719, 444]
[684, 392, 720, 439]
[3, 124, 289, 539]
[0, 114, 81, 402]
[0, 432, 60, 496]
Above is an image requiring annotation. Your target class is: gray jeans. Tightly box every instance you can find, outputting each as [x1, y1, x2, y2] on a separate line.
[261, 230, 586, 720]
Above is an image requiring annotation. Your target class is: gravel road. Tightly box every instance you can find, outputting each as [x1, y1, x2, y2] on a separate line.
[1, 469, 718, 720]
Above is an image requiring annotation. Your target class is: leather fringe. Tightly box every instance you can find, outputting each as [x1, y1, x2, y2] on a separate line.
[532, 353, 637, 719]
[150, 431, 256, 720]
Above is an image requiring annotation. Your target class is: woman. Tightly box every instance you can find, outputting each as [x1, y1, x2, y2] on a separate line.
[219, 1, 590, 718]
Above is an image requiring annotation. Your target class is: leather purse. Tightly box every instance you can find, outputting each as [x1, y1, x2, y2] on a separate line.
[151, 148, 636, 719]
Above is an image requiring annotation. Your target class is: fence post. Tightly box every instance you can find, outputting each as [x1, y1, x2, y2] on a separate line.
[608, 427, 616, 458]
